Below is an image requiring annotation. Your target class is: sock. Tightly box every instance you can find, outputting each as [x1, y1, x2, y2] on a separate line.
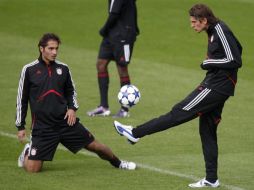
[120, 76, 130, 87]
[120, 75, 130, 112]
[121, 106, 129, 112]
[132, 128, 138, 138]
[98, 72, 109, 108]
[206, 178, 217, 183]
[109, 155, 121, 168]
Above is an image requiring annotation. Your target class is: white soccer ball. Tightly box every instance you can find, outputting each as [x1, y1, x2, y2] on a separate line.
[118, 84, 141, 108]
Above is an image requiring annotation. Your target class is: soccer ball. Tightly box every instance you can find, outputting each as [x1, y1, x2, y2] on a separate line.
[118, 85, 141, 108]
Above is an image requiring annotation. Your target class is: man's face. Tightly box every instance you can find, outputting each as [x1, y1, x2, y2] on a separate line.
[40, 40, 59, 63]
[190, 16, 208, 33]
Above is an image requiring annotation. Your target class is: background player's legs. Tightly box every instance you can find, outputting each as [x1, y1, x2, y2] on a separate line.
[87, 58, 111, 116]
[116, 64, 130, 113]
[87, 38, 113, 116]
[199, 103, 224, 182]
[113, 42, 134, 117]
[117, 64, 131, 87]
[97, 58, 110, 108]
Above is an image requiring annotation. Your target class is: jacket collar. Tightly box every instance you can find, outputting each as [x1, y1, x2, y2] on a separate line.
[38, 55, 56, 66]
[206, 21, 219, 35]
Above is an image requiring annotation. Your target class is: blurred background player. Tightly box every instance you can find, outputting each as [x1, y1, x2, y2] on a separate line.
[114, 4, 242, 188]
[87, 0, 139, 118]
[16, 33, 136, 172]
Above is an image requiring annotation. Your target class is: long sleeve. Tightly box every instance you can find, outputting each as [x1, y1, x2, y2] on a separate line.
[15, 66, 30, 130]
[100, 13, 119, 37]
[64, 67, 79, 111]
[201, 23, 242, 70]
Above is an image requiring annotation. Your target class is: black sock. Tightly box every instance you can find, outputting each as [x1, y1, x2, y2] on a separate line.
[206, 178, 217, 183]
[98, 72, 109, 108]
[120, 76, 130, 112]
[120, 76, 130, 87]
[121, 106, 129, 112]
[109, 155, 121, 168]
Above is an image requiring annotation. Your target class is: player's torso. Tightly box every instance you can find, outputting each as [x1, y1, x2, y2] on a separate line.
[27, 60, 69, 121]
[108, 0, 138, 42]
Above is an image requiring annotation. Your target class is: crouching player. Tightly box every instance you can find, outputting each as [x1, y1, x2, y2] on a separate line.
[16, 33, 136, 172]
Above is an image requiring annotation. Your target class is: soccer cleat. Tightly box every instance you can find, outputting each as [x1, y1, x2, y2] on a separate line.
[112, 109, 130, 118]
[18, 143, 30, 168]
[188, 178, 220, 188]
[114, 120, 139, 144]
[119, 160, 136, 170]
[87, 106, 111, 117]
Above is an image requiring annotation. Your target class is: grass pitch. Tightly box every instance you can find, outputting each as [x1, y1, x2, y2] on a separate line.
[0, 0, 254, 190]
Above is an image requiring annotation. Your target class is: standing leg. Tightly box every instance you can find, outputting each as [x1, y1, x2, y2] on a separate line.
[87, 59, 111, 116]
[117, 64, 131, 87]
[97, 59, 110, 108]
[87, 38, 113, 117]
[113, 42, 134, 118]
[199, 103, 224, 182]
[114, 65, 130, 116]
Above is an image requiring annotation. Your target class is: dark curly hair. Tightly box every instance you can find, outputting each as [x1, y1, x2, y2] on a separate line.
[189, 4, 218, 25]
[38, 33, 61, 48]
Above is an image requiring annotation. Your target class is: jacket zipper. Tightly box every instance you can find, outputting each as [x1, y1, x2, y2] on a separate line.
[47, 65, 52, 77]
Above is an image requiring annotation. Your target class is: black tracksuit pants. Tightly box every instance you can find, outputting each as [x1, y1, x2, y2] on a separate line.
[132, 86, 229, 181]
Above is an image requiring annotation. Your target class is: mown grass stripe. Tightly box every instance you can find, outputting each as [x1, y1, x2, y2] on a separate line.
[0, 131, 245, 190]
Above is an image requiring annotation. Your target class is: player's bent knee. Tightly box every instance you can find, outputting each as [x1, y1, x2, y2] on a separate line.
[96, 59, 108, 71]
[25, 160, 43, 173]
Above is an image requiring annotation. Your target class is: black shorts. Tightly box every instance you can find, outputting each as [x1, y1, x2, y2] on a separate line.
[98, 38, 135, 67]
[28, 121, 94, 161]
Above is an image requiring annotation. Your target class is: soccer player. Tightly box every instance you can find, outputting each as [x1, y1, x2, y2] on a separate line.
[87, 0, 139, 118]
[114, 4, 242, 188]
[16, 33, 136, 172]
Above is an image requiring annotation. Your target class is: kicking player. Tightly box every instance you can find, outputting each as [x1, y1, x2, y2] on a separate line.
[114, 4, 242, 188]
[16, 33, 136, 172]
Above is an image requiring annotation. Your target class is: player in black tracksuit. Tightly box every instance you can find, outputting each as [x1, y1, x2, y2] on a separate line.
[15, 57, 79, 130]
[114, 4, 242, 187]
[16, 33, 136, 172]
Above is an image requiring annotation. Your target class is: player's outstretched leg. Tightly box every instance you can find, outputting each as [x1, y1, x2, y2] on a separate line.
[114, 120, 139, 144]
[85, 140, 136, 170]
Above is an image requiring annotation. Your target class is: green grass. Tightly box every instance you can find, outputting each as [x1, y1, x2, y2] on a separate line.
[0, 0, 254, 190]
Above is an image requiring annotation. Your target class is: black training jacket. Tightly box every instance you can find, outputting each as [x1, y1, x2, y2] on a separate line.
[15, 57, 78, 130]
[102, 0, 139, 42]
[200, 21, 242, 96]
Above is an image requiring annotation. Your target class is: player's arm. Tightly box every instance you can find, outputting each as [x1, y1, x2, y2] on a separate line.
[64, 67, 79, 111]
[64, 67, 78, 126]
[201, 28, 242, 70]
[99, 0, 124, 37]
[16, 67, 29, 142]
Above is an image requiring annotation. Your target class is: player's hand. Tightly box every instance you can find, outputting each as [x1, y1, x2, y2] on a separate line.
[99, 27, 107, 37]
[64, 109, 76, 126]
[17, 130, 26, 143]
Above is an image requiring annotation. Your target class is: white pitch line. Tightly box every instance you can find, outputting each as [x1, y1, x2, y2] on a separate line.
[0, 131, 245, 190]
